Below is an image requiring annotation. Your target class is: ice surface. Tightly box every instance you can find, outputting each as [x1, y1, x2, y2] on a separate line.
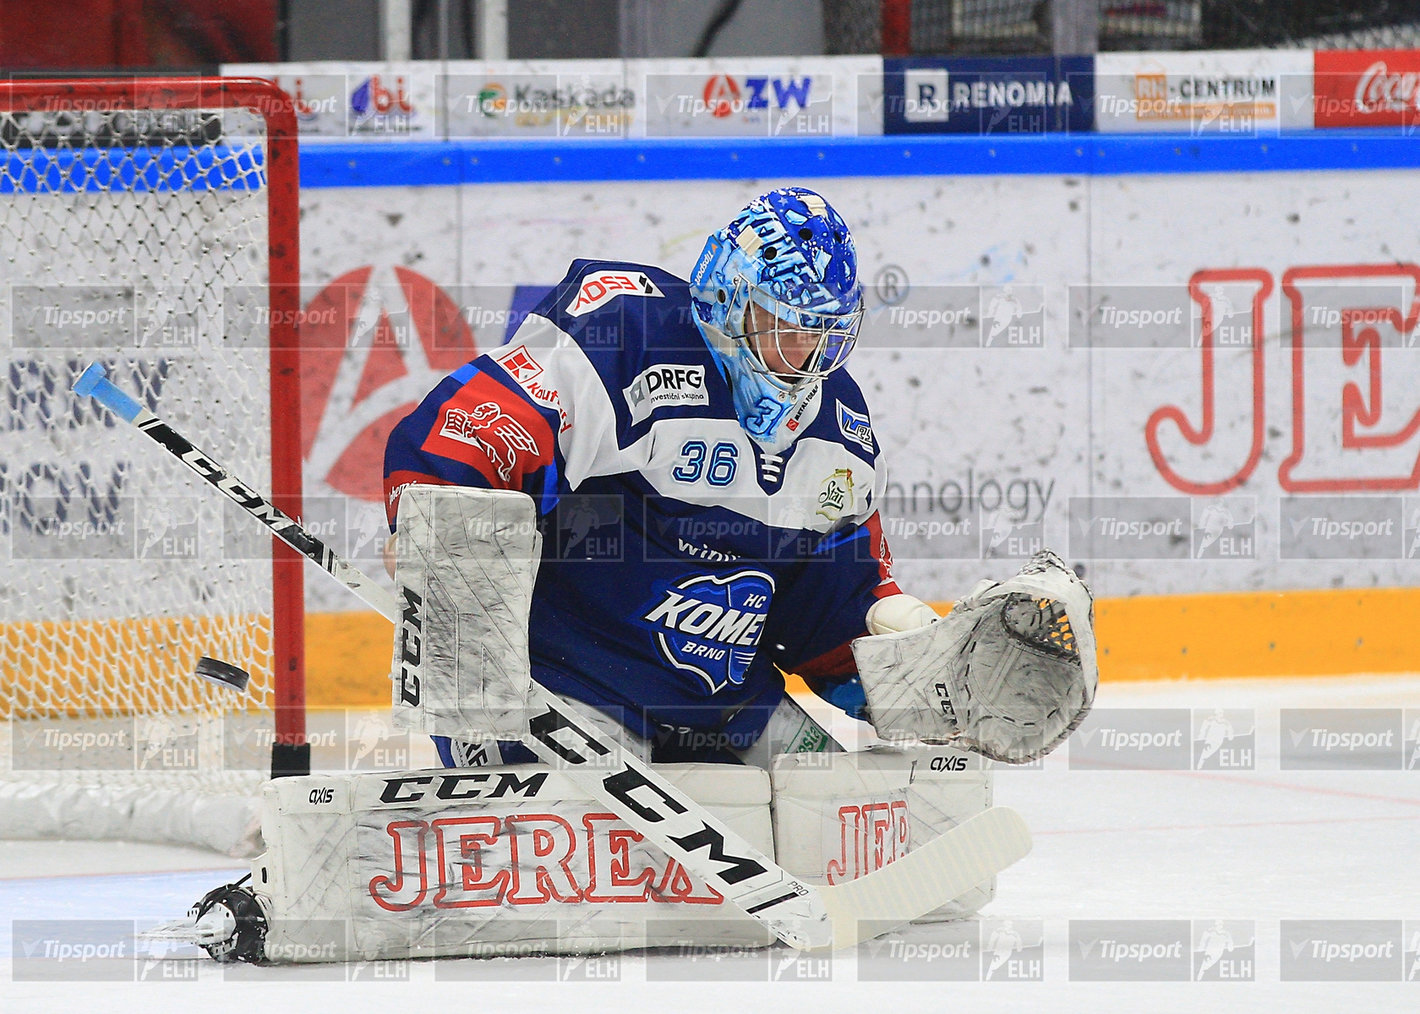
[2, 677, 1418, 1013]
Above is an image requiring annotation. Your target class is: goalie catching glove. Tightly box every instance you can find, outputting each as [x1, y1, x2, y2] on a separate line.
[853, 550, 1097, 764]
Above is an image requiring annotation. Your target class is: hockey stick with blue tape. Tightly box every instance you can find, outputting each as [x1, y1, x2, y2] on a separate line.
[73, 360, 1031, 951]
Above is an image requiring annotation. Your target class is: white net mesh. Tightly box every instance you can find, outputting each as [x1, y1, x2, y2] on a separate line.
[0, 84, 298, 854]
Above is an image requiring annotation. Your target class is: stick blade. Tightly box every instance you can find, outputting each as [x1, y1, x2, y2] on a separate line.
[194, 656, 251, 693]
[818, 806, 1032, 951]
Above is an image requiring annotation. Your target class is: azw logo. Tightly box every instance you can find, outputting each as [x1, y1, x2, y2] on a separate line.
[301, 266, 478, 501]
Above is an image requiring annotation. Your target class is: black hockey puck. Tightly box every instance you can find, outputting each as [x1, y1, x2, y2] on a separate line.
[194, 656, 251, 693]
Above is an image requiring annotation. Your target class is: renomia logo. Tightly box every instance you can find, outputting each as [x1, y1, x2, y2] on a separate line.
[639, 570, 775, 693]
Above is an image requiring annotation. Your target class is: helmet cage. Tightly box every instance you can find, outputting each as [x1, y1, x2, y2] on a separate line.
[730, 275, 862, 390]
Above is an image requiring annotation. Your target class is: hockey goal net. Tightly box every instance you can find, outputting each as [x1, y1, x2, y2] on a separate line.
[0, 78, 305, 856]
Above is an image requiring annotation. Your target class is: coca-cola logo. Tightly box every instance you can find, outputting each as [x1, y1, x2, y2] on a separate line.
[1315, 50, 1420, 126]
[1354, 60, 1420, 113]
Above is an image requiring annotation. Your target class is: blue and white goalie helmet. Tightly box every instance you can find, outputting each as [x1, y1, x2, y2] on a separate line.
[689, 187, 864, 451]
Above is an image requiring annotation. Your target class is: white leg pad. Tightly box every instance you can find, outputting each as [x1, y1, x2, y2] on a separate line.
[250, 763, 774, 961]
[391, 486, 540, 742]
[770, 746, 994, 923]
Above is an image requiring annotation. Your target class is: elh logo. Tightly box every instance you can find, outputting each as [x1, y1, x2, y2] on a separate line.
[980, 285, 1045, 347]
[1404, 709, 1420, 770]
[1193, 920, 1255, 981]
[981, 918, 1045, 980]
[1192, 708, 1255, 770]
[1192, 497, 1256, 559]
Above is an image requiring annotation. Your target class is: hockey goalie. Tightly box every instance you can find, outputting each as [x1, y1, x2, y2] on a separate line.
[174, 188, 1097, 963]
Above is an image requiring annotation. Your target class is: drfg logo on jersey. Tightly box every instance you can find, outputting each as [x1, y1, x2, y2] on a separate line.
[639, 570, 775, 693]
[623, 364, 708, 423]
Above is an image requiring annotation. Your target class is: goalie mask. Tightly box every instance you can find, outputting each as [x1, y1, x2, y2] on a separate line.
[689, 187, 864, 453]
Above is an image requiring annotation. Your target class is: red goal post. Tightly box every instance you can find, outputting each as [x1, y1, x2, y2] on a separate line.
[0, 77, 307, 851]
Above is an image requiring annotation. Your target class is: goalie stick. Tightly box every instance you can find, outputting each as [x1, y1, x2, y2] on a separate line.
[73, 361, 1031, 951]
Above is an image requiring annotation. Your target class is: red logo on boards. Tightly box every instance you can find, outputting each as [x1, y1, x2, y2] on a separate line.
[1314, 50, 1420, 126]
[702, 75, 741, 119]
[301, 266, 479, 502]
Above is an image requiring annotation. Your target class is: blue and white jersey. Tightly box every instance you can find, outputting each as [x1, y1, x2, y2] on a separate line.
[385, 259, 899, 746]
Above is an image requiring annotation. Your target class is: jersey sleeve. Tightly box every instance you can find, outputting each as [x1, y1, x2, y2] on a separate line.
[383, 261, 640, 528]
[767, 507, 902, 721]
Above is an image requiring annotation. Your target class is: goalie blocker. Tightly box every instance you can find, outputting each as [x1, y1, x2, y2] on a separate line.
[184, 747, 991, 962]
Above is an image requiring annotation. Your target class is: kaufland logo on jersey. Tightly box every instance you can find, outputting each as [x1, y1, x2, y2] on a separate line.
[623, 364, 708, 423]
[640, 570, 775, 693]
[493, 345, 571, 432]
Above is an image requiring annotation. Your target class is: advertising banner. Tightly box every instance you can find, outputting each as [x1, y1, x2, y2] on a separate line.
[631, 56, 881, 138]
[224, 61, 440, 140]
[1314, 49, 1420, 128]
[882, 56, 1094, 134]
[225, 57, 881, 140]
[1095, 50, 1314, 133]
